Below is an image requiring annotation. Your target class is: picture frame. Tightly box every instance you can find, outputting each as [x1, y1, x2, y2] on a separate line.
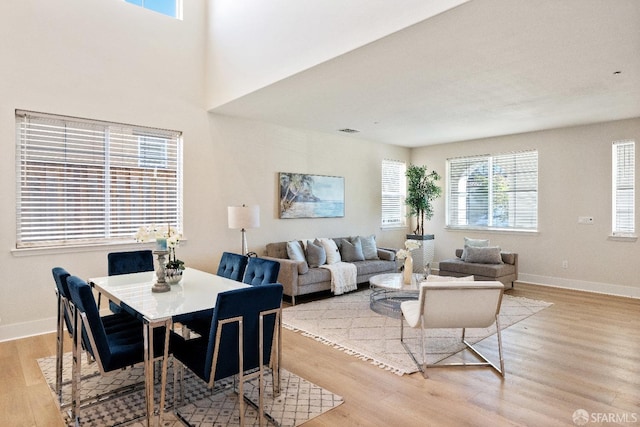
[279, 172, 345, 219]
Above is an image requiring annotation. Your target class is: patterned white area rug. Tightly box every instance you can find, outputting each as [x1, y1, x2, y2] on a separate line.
[283, 288, 552, 375]
[38, 353, 343, 426]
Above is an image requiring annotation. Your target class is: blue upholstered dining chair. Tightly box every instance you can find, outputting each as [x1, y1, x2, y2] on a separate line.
[242, 257, 281, 286]
[105, 250, 154, 313]
[170, 283, 283, 427]
[217, 251, 249, 281]
[52, 267, 74, 403]
[52, 267, 145, 405]
[66, 275, 168, 424]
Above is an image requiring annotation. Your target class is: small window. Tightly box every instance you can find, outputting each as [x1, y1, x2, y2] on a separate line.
[446, 150, 538, 231]
[125, 0, 182, 19]
[138, 135, 168, 169]
[381, 159, 406, 228]
[15, 110, 183, 249]
[612, 140, 635, 236]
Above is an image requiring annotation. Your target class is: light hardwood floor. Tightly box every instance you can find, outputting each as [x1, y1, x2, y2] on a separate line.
[1, 283, 639, 426]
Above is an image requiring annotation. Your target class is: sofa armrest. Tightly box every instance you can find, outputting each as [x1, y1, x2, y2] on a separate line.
[261, 256, 302, 299]
[377, 248, 396, 261]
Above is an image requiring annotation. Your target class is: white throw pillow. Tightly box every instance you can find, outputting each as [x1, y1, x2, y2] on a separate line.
[319, 238, 341, 264]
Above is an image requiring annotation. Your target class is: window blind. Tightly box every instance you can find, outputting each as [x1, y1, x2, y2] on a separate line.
[16, 110, 183, 248]
[381, 159, 406, 228]
[446, 150, 538, 231]
[612, 140, 635, 235]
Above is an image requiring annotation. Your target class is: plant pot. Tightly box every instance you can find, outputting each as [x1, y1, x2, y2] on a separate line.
[406, 234, 435, 273]
[165, 268, 183, 285]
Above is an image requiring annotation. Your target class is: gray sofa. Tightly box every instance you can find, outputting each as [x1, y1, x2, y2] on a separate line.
[264, 237, 397, 304]
[438, 249, 518, 288]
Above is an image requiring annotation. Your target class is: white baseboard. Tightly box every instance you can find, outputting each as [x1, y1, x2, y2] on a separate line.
[518, 273, 640, 299]
[0, 316, 57, 343]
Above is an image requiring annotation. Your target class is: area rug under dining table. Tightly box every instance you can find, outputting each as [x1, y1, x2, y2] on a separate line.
[282, 288, 552, 375]
[38, 352, 343, 426]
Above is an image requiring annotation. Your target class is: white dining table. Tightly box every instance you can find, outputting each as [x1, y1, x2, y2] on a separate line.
[88, 267, 250, 427]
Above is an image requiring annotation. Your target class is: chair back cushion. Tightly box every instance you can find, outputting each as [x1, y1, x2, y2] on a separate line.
[52, 267, 73, 332]
[108, 250, 154, 276]
[242, 257, 281, 286]
[216, 252, 249, 281]
[420, 281, 504, 329]
[67, 276, 146, 372]
[66, 276, 111, 365]
[204, 283, 283, 382]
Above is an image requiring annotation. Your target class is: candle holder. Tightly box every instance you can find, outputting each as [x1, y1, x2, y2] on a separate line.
[152, 250, 171, 293]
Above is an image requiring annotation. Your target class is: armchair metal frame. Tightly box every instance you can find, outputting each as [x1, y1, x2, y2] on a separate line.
[400, 281, 505, 378]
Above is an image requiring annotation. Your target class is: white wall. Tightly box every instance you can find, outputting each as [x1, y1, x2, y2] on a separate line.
[0, 0, 210, 340]
[205, 0, 469, 109]
[0, 0, 410, 341]
[411, 118, 640, 297]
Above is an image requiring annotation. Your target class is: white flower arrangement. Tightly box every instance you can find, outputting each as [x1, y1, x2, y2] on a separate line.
[396, 239, 421, 260]
[134, 224, 181, 243]
[135, 224, 184, 270]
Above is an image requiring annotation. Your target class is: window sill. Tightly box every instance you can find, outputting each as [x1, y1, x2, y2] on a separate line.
[11, 239, 187, 257]
[608, 234, 637, 242]
[444, 226, 539, 235]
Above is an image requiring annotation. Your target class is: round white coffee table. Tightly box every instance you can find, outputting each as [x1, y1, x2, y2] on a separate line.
[369, 273, 421, 318]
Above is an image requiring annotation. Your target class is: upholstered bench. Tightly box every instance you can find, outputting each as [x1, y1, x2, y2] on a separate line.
[438, 249, 518, 288]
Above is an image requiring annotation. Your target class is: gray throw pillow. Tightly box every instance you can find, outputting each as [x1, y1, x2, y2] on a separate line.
[464, 246, 503, 264]
[359, 234, 379, 260]
[461, 237, 490, 260]
[340, 237, 365, 262]
[306, 239, 327, 268]
[286, 240, 307, 262]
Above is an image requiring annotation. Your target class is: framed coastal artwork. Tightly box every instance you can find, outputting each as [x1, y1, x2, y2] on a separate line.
[279, 172, 345, 219]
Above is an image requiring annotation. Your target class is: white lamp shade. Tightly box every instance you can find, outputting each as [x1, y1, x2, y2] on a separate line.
[228, 205, 260, 229]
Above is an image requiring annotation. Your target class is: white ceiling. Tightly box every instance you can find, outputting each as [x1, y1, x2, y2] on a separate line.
[211, 0, 640, 147]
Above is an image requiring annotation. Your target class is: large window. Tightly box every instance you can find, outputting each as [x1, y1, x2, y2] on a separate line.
[124, 0, 182, 19]
[16, 110, 183, 249]
[447, 150, 538, 231]
[381, 159, 406, 228]
[612, 140, 635, 236]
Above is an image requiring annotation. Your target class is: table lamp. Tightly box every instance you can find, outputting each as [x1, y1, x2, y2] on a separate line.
[228, 204, 260, 255]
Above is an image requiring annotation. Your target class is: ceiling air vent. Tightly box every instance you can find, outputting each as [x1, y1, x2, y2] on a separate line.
[338, 128, 360, 134]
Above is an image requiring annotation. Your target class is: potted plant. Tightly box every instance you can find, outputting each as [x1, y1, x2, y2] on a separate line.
[404, 164, 442, 273]
[405, 164, 442, 236]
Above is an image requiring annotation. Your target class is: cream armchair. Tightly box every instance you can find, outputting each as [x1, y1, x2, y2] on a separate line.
[400, 280, 505, 378]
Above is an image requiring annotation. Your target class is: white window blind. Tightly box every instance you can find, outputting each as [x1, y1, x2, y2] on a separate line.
[381, 159, 406, 228]
[612, 140, 635, 236]
[16, 110, 183, 248]
[446, 150, 538, 231]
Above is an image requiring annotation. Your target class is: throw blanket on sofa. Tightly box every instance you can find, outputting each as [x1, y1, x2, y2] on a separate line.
[320, 262, 358, 295]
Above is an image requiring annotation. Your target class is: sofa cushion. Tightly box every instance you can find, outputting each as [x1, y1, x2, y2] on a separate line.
[438, 258, 515, 278]
[464, 246, 503, 264]
[352, 259, 396, 277]
[340, 237, 365, 262]
[306, 239, 326, 268]
[298, 267, 332, 286]
[359, 235, 379, 260]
